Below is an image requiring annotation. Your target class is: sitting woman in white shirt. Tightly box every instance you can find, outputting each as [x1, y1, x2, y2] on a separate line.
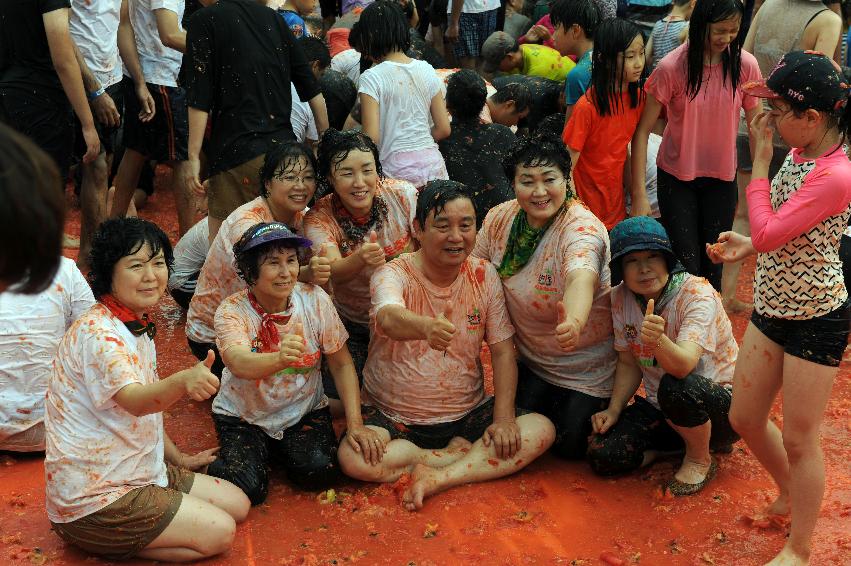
[44, 218, 250, 562]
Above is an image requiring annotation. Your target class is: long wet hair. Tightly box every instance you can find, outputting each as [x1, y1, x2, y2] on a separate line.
[589, 18, 646, 117]
[686, 0, 745, 100]
[316, 129, 384, 197]
[351, 1, 411, 61]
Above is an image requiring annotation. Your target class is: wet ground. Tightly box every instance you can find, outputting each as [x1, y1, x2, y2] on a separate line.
[1, 172, 849, 565]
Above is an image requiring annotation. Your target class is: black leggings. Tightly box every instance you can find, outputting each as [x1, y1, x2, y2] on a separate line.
[840, 234, 851, 294]
[206, 408, 339, 505]
[515, 363, 609, 460]
[657, 168, 738, 291]
[322, 317, 368, 399]
[587, 373, 740, 476]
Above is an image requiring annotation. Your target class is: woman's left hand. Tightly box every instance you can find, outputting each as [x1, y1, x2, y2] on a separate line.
[749, 111, 775, 166]
[179, 447, 220, 471]
[346, 424, 386, 466]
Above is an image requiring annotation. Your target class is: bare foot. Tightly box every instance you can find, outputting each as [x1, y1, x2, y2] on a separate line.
[764, 494, 791, 517]
[764, 545, 809, 565]
[724, 297, 753, 314]
[674, 456, 712, 484]
[401, 464, 445, 511]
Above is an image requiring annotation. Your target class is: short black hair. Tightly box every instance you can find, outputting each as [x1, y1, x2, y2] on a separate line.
[258, 141, 318, 198]
[503, 132, 574, 183]
[351, 1, 411, 60]
[446, 69, 487, 122]
[233, 223, 300, 288]
[415, 179, 476, 228]
[490, 82, 532, 114]
[0, 123, 65, 294]
[316, 129, 384, 197]
[88, 217, 174, 299]
[549, 0, 601, 39]
[535, 113, 567, 138]
[299, 36, 331, 69]
[320, 70, 358, 130]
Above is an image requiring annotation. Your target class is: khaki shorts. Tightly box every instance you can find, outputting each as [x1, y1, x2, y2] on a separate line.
[207, 153, 265, 221]
[51, 464, 195, 561]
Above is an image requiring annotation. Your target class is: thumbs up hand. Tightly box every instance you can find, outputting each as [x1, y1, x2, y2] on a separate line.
[278, 322, 307, 366]
[427, 303, 457, 352]
[184, 350, 220, 401]
[555, 301, 581, 352]
[307, 243, 333, 285]
[359, 230, 386, 268]
[640, 299, 666, 349]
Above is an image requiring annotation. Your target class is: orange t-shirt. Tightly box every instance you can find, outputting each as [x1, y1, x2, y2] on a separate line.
[303, 178, 417, 325]
[363, 254, 515, 425]
[562, 89, 645, 230]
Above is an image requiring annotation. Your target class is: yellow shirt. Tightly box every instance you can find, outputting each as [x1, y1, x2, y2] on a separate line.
[516, 44, 575, 82]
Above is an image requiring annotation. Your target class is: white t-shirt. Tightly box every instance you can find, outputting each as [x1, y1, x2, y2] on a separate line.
[168, 217, 210, 294]
[611, 274, 738, 409]
[447, 0, 500, 13]
[290, 84, 318, 144]
[626, 133, 661, 219]
[126, 0, 184, 87]
[214, 286, 347, 438]
[70, 0, 123, 89]
[331, 49, 362, 86]
[358, 59, 442, 160]
[45, 304, 167, 523]
[0, 258, 94, 446]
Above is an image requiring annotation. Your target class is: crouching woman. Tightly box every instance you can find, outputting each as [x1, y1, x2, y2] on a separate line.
[45, 218, 250, 563]
[587, 217, 740, 495]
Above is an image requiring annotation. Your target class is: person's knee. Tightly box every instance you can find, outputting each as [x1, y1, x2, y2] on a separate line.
[657, 374, 708, 425]
[338, 441, 382, 482]
[517, 412, 556, 449]
[207, 459, 269, 506]
[198, 511, 237, 557]
[781, 427, 819, 465]
[285, 446, 340, 491]
[586, 434, 641, 476]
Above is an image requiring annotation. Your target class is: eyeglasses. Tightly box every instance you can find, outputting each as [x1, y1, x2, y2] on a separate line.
[273, 171, 316, 184]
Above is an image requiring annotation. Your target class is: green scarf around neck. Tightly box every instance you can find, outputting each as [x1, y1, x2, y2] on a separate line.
[498, 206, 565, 279]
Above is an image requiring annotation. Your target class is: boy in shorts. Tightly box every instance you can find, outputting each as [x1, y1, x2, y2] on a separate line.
[446, 0, 501, 69]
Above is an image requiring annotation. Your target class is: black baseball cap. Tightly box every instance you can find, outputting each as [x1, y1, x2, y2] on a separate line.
[743, 50, 850, 112]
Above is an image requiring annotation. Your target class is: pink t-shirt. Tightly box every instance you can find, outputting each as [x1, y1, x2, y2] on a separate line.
[186, 197, 306, 344]
[303, 178, 418, 325]
[612, 274, 737, 409]
[214, 285, 348, 438]
[473, 200, 617, 398]
[363, 254, 515, 425]
[751, 146, 851, 319]
[45, 304, 166, 523]
[646, 43, 761, 181]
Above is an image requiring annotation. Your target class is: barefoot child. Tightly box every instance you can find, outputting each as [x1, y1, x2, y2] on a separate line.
[708, 50, 851, 565]
[337, 180, 555, 510]
[562, 18, 649, 229]
[587, 217, 739, 495]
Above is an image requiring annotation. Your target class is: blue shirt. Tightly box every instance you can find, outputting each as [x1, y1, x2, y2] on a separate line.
[278, 9, 307, 38]
[564, 49, 592, 106]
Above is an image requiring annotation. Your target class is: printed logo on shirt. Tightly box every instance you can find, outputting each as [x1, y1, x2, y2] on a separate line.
[625, 325, 656, 368]
[466, 307, 483, 333]
[280, 350, 321, 375]
[534, 268, 559, 295]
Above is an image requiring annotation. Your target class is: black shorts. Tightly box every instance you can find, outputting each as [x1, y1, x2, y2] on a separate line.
[73, 80, 124, 160]
[122, 77, 188, 162]
[751, 299, 851, 367]
[361, 398, 528, 450]
[0, 85, 74, 177]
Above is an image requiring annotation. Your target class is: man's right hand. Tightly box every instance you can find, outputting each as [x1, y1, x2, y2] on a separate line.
[445, 22, 460, 43]
[185, 156, 205, 196]
[81, 124, 101, 164]
[591, 407, 621, 435]
[427, 304, 456, 352]
[91, 93, 120, 128]
[184, 350, 220, 401]
[136, 83, 156, 122]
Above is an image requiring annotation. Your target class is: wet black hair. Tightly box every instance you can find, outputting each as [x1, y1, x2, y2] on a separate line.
[590, 18, 646, 117]
[316, 128, 384, 197]
[490, 82, 533, 114]
[446, 70, 487, 122]
[320, 70, 358, 130]
[503, 133, 574, 187]
[549, 0, 601, 40]
[686, 0, 745, 100]
[299, 36, 331, 70]
[233, 223, 300, 288]
[258, 141, 318, 198]
[351, 1, 411, 61]
[535, 113, 567, 138]
[88, 217, 174, 299]
[0, 123, 65, 294]
[415, 180, 476, 228]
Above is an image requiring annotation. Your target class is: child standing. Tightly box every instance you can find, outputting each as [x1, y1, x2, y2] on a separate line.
[562, 18, 648, 230]
[646, 0, 695, 69]
[353, 1, 451, 188]
[278, 0, 316, 38]
[631, 0, 762, 292]
[708, 51, 851, 566]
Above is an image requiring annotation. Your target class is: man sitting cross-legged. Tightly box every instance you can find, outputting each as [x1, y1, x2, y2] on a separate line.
[338, 180, 555, 511]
